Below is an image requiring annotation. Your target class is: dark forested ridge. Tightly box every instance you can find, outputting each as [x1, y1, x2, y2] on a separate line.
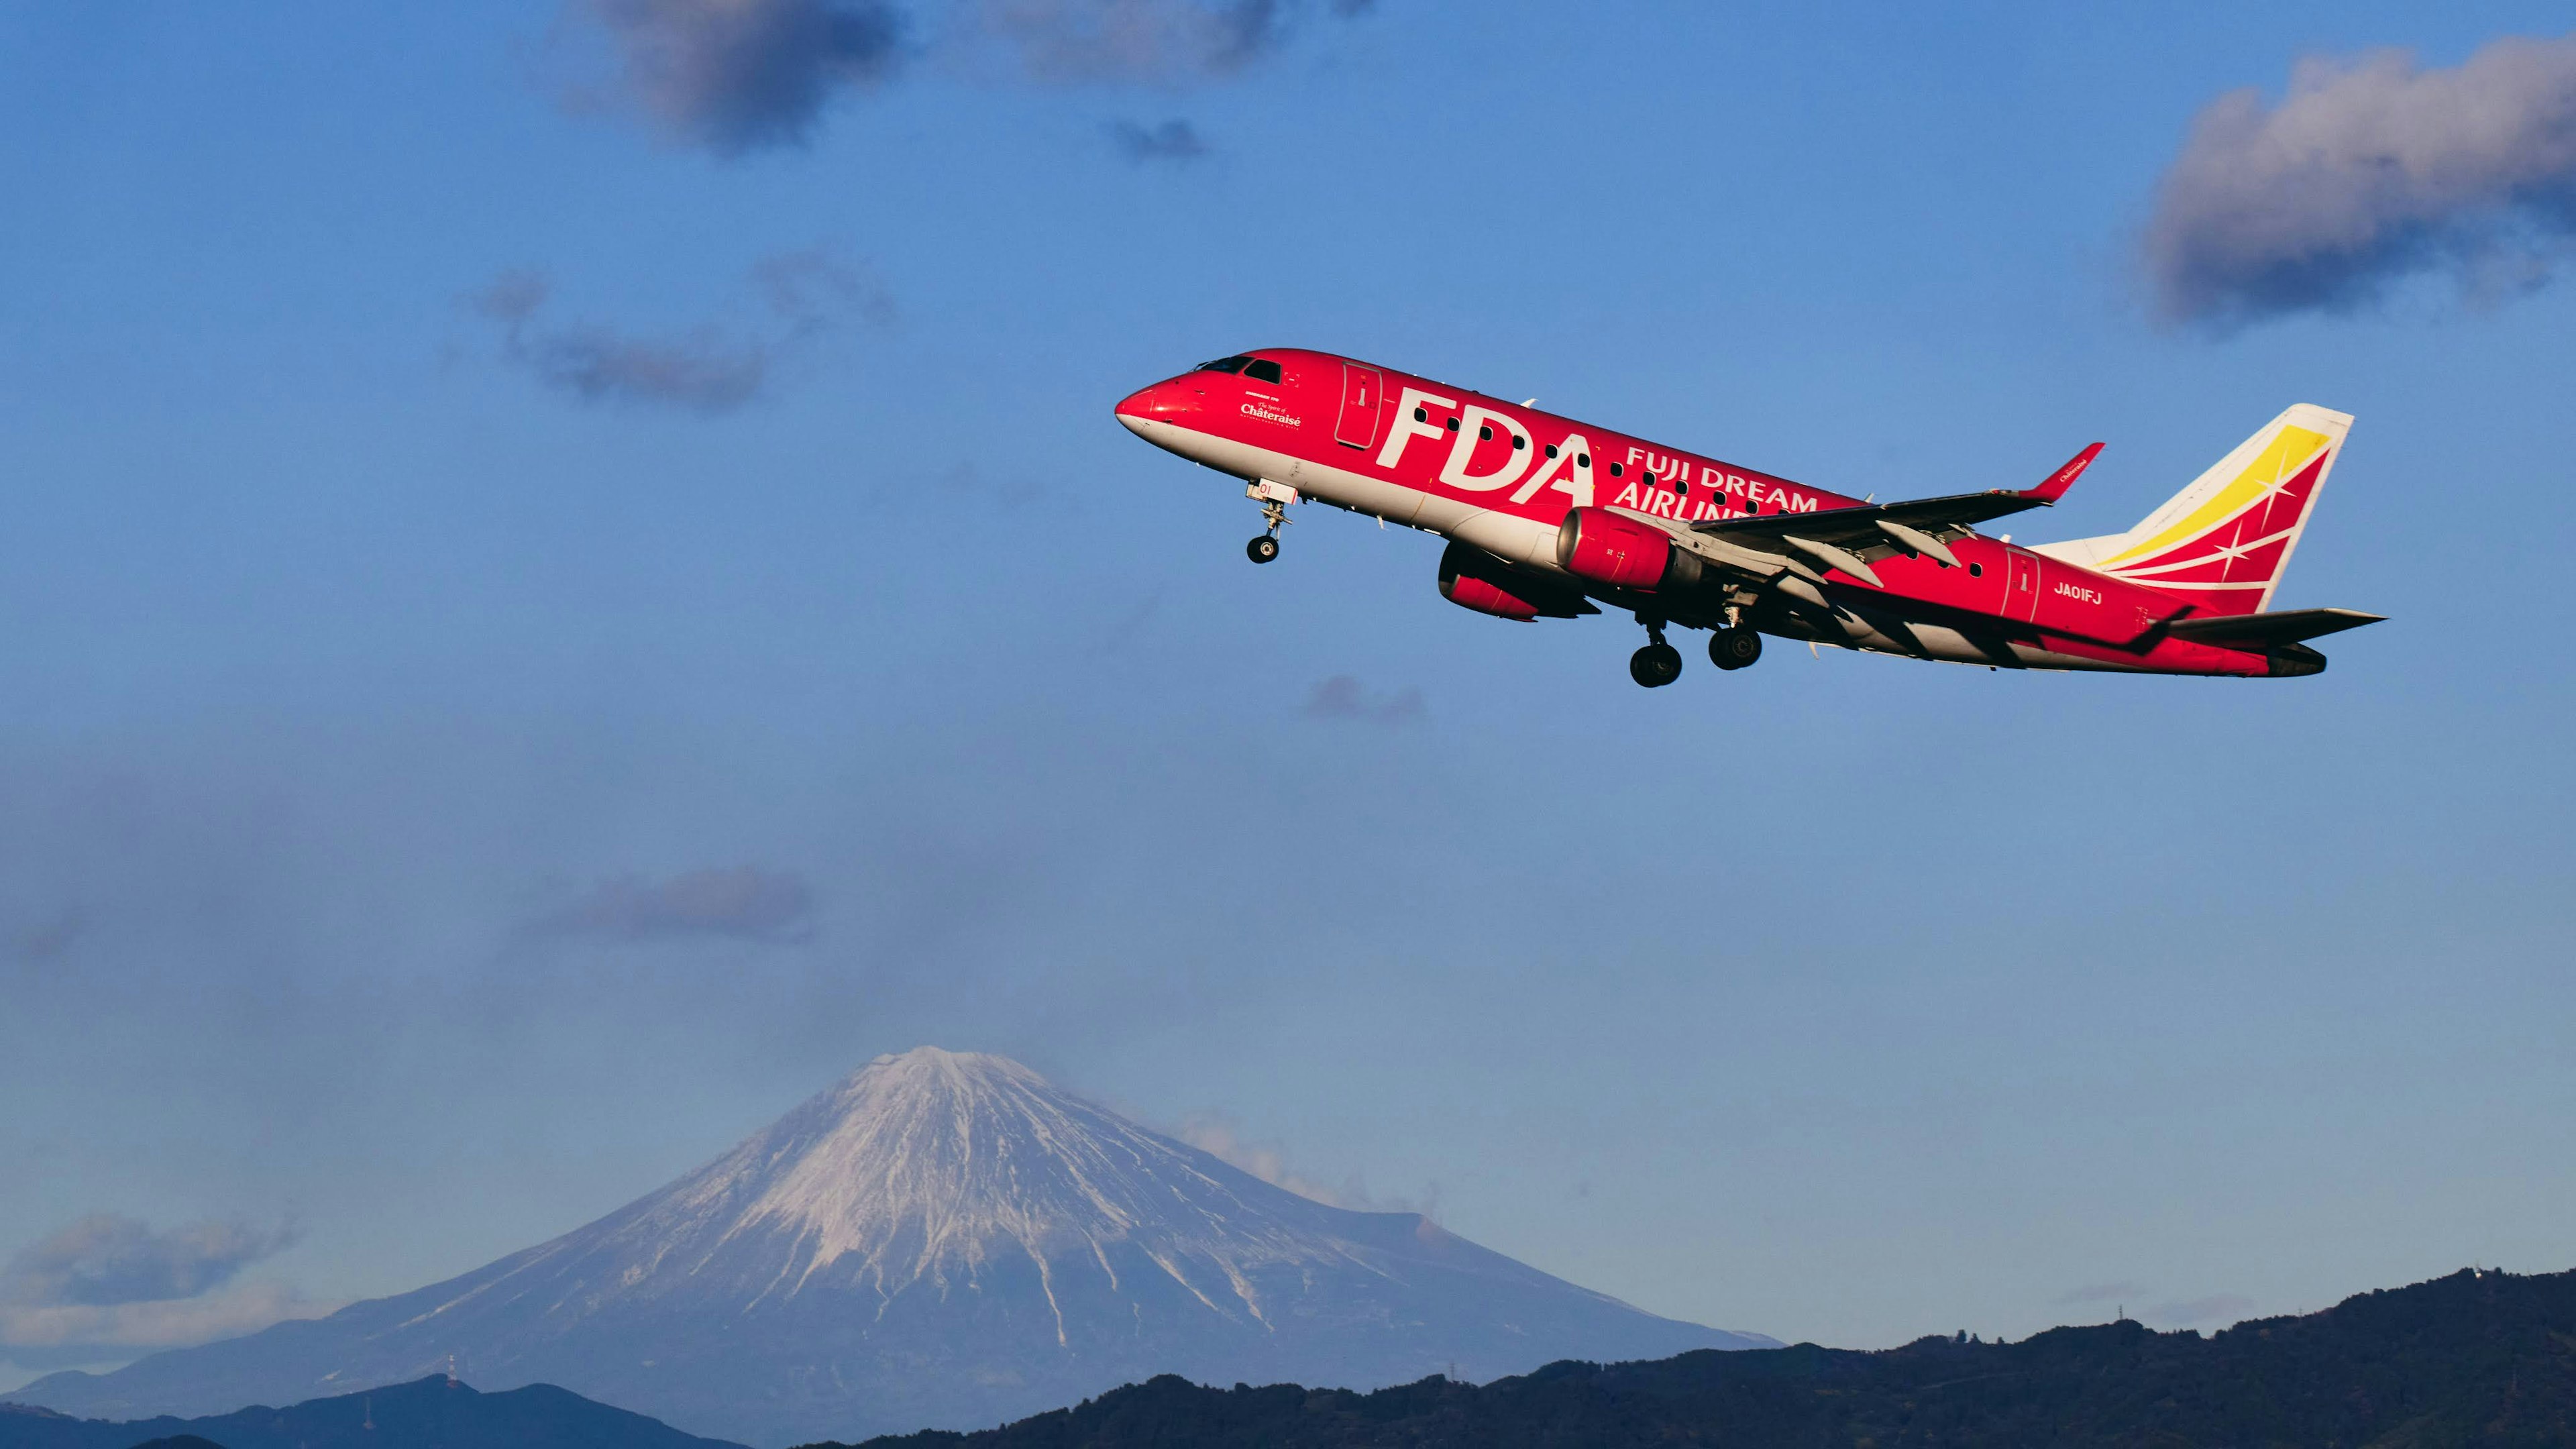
[0, 1375, 741, 1449]
[821, 1267, 2576, 1449]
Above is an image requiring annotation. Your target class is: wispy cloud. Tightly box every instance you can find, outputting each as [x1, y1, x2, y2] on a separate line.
[1107, 117, 1209, 162]
[972, 0, 1279, 83]
[570, 0, 1374, 155]
[0, 1216, 325, 1360]
[533, 866, 820, 945]
[2145, 34, 2576, 327]
[581, 0, 909, 155]
[1171, 1112, 1350, 1206]
[9, 909, 85, 965]
[469, 248, 890, 413]
[2147, 1293, 2258, 1327]
[1303, 675, 1424, 726]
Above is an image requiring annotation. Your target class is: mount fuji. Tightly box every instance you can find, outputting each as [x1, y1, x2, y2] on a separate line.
[11, 1049, 1768, 1446]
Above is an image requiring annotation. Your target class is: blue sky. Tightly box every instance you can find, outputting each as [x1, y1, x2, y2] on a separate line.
[4, 0, 2575, 1390]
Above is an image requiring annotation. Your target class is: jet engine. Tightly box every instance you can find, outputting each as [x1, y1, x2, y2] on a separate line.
[1438, 540, 1590, 621]
[1555, 507, 1702, 593]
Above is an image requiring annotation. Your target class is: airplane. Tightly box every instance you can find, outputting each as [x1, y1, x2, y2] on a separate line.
[1114, 349, 2382, 686]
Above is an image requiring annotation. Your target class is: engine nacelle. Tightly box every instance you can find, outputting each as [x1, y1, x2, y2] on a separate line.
[1556, 507, 1697, 592]
[1438, 540, 1587, 621]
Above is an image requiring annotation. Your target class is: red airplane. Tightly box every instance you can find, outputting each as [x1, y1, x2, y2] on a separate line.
[1115, 350, 2381, 686]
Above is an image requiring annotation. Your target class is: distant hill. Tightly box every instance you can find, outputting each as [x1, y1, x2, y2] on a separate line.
[13, 1049, 1764, 1446]
[817, 1265, 2576, 1448]
[0, 1375, 740, 1449]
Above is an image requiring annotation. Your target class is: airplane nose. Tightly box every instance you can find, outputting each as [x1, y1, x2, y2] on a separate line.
[1114, 380, 1192, 434]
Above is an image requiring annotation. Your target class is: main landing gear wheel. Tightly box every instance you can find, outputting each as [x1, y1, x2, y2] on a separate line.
[1709, 627, 1763, 670]
[1629, 642, 1683, 688]
[1246, 535, 1280, 564]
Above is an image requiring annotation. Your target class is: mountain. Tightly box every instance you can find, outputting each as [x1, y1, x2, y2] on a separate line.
[822, 1265, 2576, 1449]
[0, 1375, 737, 1449]
[10, 1049, 1765, 1446]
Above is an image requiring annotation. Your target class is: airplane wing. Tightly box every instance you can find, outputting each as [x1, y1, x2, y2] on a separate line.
[2161, 608, 2385, 647]
[1666, 444, 2105, 588]
[1688, 444, 2104, 579]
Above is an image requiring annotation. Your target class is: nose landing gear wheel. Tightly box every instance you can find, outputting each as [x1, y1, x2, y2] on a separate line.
[1629, 643, 1683, 688]
[1709, 627, 1762, 670]
[1246, 535, 1280, 564]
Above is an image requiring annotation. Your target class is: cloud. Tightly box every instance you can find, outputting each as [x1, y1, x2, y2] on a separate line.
[0, 1216, 297, 1316]
[469, 250, 890, 413]
[2145, 34, 2576, 327]
[571, 0, 1373, 154]
[533, 866, 819, 945]
[1169, 1112, 1440, 1220]
[1107, 117, 1209, 162]
[973, 0, 1280, 83]
[581, 0, 908, 155]
[2147, 1293, 2259, 1327]
[0, 1281, 331, 1359]
[1302, 675, 1425, 725]
[9, 910, 84, 964]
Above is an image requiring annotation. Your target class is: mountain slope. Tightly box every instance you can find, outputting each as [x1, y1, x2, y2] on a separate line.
[824, 1265, 2576, 1449]
[11, 1049, 1764, 1446]
[0, 1375, 738, 1449]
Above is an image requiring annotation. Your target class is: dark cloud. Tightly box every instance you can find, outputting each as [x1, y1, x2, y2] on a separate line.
[573, 0, 1373, 154]
[534, 866, 819, 945]
[1108, 117, 1209, 162]
[2145, 34, 2576, 327]
[582, 0, 908, 155]
[1302, 675, 1424, 726]
[0, 1216, 296, 1311]
[468, 250, 890, 413]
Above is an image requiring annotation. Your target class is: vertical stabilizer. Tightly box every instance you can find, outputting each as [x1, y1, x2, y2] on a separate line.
[2031, 405, 2351, 616]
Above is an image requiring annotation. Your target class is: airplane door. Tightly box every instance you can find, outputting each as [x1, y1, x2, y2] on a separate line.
[2008, 551, 2040, 621]
[1334, 364, 1383, 449]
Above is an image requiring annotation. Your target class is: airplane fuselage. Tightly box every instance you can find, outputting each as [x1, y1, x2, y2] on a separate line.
[1116, 349, 2330, 679]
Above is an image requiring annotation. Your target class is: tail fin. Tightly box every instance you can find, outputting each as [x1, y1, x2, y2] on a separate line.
[2031, 405, 2351, 616]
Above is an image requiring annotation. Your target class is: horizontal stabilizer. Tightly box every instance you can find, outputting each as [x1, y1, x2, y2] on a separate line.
[2163, 608, 2385, 648]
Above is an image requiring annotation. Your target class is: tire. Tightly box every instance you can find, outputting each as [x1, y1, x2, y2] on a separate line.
[1629, 643, 1682, 688]
[1246, 535, 1279, 564]
[1709, 627, 1763, 670]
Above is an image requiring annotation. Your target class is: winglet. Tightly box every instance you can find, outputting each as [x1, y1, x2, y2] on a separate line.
[2022, 442, 2103, 504]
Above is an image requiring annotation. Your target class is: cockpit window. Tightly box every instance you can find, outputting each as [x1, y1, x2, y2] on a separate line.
[1241, 358, 1284, 384]
[1197, 356, 1251, 374]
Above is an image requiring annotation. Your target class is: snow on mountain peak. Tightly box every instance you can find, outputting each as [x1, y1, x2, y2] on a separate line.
[616, 1046, 1360, 1328]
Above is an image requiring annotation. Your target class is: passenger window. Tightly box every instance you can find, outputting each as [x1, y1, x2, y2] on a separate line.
[1445, 417, 1460, 431]
[1478, 425, 1493, 441]
[1196, 356, 1250, 374]
[1512, 435, 1526, 450]
[1576, 453, 1590, 468]
[1242, 358, 1283, 384]
[1609, 463, 1623, 477]
[1544, 444, 1558, 459]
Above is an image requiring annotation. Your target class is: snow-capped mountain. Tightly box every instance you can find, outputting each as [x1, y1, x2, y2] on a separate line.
[13, 1049, 1769, 1446]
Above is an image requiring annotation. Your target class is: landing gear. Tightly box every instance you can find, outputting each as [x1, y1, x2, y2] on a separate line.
[1629, 615, 1682, 688]
[1709, 627, 1763, 670]
[1629, 643, 1682, 688]
[1244, 480, 1293, 564]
